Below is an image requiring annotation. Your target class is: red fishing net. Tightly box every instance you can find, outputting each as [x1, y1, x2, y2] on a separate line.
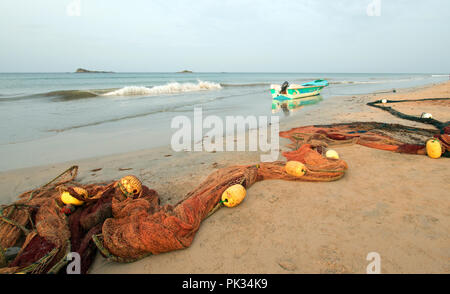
[280, 122, 450, 155]
[0, 168, 133, 274]
[0, 144, 348, 271]
[99, 145, 347, 260]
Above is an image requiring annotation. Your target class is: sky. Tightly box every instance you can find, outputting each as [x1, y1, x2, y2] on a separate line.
[0, 0, 449, 73]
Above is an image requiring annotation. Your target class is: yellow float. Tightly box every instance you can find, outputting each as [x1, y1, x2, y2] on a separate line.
[325, 149, 340, 159]
[118, 175, 143, 198]
[285, 161, 306, 177]
[221, 184, 246, 208]
[60, 191, 84, 206]
[426, 138, 443, 159]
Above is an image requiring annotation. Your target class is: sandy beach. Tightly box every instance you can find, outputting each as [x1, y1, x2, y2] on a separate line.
[1, 81, 449, 274]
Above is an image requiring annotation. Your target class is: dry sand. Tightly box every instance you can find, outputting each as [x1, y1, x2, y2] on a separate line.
[1, 81, 449, 273]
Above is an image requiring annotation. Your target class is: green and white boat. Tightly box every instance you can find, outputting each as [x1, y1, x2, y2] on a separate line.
[270, 79, 328, 100]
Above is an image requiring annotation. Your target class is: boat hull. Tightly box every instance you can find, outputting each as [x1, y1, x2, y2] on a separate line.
[270, 79, 328, 100]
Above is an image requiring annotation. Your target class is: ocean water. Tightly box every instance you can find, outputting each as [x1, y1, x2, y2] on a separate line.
[0, 72, 447, 171]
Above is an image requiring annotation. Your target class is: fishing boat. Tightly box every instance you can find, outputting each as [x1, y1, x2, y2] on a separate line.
[270, 79, 328, 101]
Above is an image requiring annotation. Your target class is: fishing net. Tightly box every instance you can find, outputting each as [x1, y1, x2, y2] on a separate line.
[0, 144, 347, 272]
[0, 167, 155, 274]
[366, 98, 450, 133]
[93, 145, 347, 261]
[280, 121, 450, 156]
[0, 166, 78, 250]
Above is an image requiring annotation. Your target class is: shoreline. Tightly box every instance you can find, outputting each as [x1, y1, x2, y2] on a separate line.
[0, 75, 446, 173]
[1, 81, 449, 273]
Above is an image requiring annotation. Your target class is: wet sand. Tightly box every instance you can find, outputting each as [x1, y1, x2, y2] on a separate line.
[1, 81, 449, 273]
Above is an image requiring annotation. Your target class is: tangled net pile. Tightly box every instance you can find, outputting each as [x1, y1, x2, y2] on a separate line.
[0, 145, 346, 273]
[280, 122, 450, 156]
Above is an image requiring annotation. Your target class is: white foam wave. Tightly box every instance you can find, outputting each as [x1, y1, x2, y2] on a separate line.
[102, 80, 222, 96]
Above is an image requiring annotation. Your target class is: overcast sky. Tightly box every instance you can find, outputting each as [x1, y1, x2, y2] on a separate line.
[0, 0, 449, 73]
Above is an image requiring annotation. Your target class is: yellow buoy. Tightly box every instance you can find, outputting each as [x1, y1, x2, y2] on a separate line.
[118, 175, 143, 198]
[426, 138, 443, 159]
[325, 149, 340, 159]
[60, 191, 84, 206]
[285, 161, 306, 177]
[221, 184, 246, 208]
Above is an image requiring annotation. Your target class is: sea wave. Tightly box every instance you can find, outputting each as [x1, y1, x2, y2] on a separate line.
[102, 80, 222, 96]
[0, 90, 104, 102]
[44, 90, 101, 101]
[0, 81, 223, 102]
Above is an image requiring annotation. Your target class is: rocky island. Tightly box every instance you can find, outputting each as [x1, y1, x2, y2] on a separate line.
[75, 68, 114, 73]
[177, 70, 193, 73]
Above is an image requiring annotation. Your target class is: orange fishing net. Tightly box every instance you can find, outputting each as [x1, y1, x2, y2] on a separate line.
[0, 167, 157, 273]
[280, 122, 450, 155]
[99, 149, 347, 260]
[0, 144, 348, 272]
